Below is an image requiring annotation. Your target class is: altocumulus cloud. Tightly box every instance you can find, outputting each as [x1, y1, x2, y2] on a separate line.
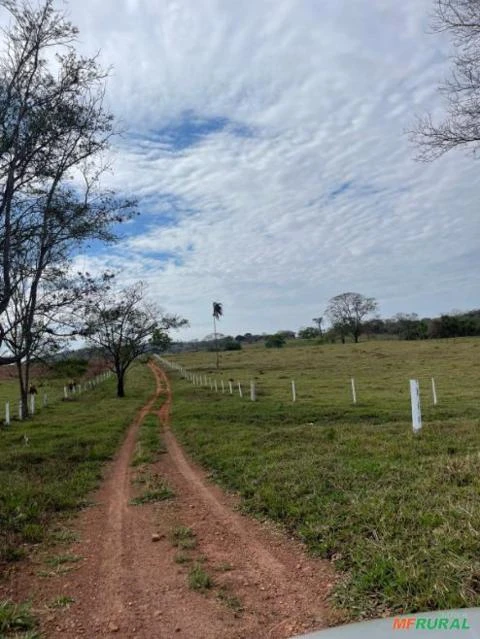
[49, 1, 480, 336]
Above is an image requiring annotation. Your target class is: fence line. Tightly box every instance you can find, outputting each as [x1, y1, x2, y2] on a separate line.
[154, 355, 464, 432]
[1, 369, 114, 427]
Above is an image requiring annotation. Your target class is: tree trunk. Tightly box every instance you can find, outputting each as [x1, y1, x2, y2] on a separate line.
[116, 370, 125, 398]
[213, 316, 219, 369]
[16, 360, 29, 417]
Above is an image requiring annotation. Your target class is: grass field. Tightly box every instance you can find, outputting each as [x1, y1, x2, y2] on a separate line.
[163, 338, 480, 620]
[0, 364, 154, 564]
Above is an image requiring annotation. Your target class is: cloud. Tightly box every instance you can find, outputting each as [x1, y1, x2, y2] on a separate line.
[52, 0, 480, 338]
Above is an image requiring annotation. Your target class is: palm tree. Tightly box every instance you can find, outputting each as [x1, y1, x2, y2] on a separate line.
[212, 301, 223, 369]
[312, 316, 323, 336]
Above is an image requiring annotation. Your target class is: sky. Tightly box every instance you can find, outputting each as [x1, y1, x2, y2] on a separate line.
[29, 1, 480, 338]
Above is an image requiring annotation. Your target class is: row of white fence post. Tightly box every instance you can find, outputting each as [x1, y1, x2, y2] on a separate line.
[3, 370, 113, 425]
[155, 357, 440, 432]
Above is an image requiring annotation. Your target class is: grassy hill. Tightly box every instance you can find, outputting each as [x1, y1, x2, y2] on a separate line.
[163, 338, 480, 620]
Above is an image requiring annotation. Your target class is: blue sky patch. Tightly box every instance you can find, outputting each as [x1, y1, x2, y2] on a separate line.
[136, 110, 255, 152]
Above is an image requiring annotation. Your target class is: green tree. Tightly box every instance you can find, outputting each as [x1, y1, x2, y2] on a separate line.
[298, 327, 320, 340]
[81, 283, 188, 397]
[326, 292, 378, 343]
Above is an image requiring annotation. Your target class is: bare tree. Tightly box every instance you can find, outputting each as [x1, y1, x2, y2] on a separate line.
[81, 283, 188, 397]
[411, 0, 480, 159]
[326, 292, 378, 343]
[212, 301, 222, 369]
[0, 0, 134, 363]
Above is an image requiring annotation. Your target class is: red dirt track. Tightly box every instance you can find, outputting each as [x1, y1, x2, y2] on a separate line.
[2, 361, 334, 638]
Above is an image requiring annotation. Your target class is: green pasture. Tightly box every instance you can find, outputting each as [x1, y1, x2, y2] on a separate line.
[0, 364, 154, 564]
[162, 338, 480, 620]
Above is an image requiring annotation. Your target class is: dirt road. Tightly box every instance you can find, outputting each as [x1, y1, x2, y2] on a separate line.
[4, 361, 334, 638]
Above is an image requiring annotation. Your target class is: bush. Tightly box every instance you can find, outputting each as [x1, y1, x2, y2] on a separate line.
[223, 338, 242, 351]
[265, 334, 286, 348]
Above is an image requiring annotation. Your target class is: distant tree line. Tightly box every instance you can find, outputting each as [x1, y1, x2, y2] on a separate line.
[299, 309, 480, 342]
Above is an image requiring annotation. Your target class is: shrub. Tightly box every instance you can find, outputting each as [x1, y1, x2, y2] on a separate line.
[265, 334, 286, 348]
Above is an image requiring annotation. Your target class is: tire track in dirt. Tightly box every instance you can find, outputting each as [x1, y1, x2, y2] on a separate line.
[158, 366, 289, 580]
[153, 361, 335, 638]
[99, 362, 165, 624]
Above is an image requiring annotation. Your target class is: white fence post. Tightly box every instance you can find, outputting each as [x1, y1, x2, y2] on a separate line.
[351, 378, 357, 405]
[30, 394, 35, 415]
[238, 382, 243, 398]
[221, 380, 225, 394]
[18, 400, 23, 421]
[291, 380, 296, 402]
[250, 380, 256, 401]
[214, 379, 218, 392]
[43, 393, 48, 408]
[64, 386, 68, 399]
[229, 381, 233, 395]
[5, 401, 10, 426]
[410, 379, 422, 433]
[431, 377, 438, 406]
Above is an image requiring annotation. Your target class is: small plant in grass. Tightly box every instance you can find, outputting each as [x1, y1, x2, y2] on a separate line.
[130, 486, 173, 505]
[169, 525, 197, 550]
[48, 595, 75, 609]
[37, 569, 56, 578]
[130, 473, 174, 505]
[188, 563, 213, 591]
[45, 554, 82, 567]
[214, 561, 233, 572]
[0, 600, 37, 634]
[217, 586, 244, 613]
[49, 529, 79, 544]
[21, 523, 45, 544]
[2, 546, 26, 562]
[174, 552, 193, 564]
[131, 415, 166, 467]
